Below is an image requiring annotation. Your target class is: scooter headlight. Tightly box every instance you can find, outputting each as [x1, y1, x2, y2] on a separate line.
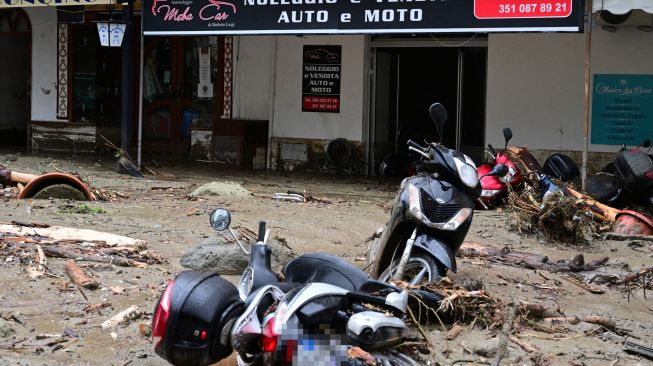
[238, 267, 254, 301]
[405, 183, 423, 221]
[454, 156, 479, 189]
[441, 208, 473, 231]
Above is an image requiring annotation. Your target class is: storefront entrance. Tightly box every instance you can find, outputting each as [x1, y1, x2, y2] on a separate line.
[369, 40, 487, 174]
[0, 9, 30, 147]
[142, 36, 224, 156]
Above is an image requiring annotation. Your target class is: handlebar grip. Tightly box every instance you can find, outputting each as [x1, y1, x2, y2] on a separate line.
[407, 139, 424, 151]
[258, 221, 266, 242]
[488, 144, 497, 155]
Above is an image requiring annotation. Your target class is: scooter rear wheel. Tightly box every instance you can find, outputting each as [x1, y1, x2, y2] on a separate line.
[378, 250, 446, 285]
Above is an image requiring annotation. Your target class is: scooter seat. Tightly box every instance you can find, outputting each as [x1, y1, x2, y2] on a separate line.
[282, 253, 370, 292]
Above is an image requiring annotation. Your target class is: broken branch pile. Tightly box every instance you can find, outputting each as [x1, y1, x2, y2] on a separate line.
[507, 185, 604, 243]
[459, 242, 609, 273]
[0, 222, 161, 268]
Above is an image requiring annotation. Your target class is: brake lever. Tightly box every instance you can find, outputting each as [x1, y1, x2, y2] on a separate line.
[408, 146, 432, 160]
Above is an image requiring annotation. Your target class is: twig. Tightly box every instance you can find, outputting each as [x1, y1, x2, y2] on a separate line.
[492, 300, 516, 366]
[406, 304, 433, 349]
[559, 274, 605, 294]
[509, 335, 539, 353]
[76, 286, 89, 302]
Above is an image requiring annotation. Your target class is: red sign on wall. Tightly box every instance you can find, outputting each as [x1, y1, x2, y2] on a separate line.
[474, 0, 573, 19]
[303, 96, 340, 112]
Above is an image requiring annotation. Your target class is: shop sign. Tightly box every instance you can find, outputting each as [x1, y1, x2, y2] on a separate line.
[97, 22, 126, 47]
[591, 74, 653, 145]
[142, 0, 582, 36]
[1, 0, 115, 8]
[302, 45, 340, 113]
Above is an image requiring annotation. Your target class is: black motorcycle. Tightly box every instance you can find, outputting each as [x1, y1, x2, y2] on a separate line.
[152, 208, 421, 366]
[368, 102, 507, 284]
[586, 139, 653, 208]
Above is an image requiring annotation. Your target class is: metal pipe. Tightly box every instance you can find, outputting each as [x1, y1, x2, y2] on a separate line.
[456, 49, 464, 150]
[266, 36, 278, 170]
[581, 0, 593, 191]
[121, 0, 134, 152]
[137, 10, 144, 168]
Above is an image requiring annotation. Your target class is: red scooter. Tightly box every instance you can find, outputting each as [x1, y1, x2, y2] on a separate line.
[476, 128, 522, 209]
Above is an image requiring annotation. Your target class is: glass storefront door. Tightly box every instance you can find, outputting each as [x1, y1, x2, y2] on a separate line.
[142, 36, 222, 156]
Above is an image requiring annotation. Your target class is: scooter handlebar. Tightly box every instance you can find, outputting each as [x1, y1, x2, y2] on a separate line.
[407, 139, 425, 151]
[258, 221, 266, 242]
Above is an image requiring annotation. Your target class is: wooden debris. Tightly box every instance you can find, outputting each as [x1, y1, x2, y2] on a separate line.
[0, 164, 39, 186]
[605, 232, 653, 242]
[0, 223, 146, 249]
[43, 246, 146, 267]
[84, 302, 111, 313]
[101, 305, 142, 329]
[560, 274, 605, 294]
[459, 242, 609, 273]
[506, 146, 618, 222]
[492, 300, 516, 366]
[617, 267, 653, 285]
[540, 316, 618, 333]
[446, 323, 465, 340]
[63, 260, 99, 289]
[509, 335, 540, 353]
[26, 245, 47, 279]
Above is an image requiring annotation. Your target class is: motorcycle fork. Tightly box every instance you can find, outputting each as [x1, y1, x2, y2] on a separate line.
[392, 228, 418, 282]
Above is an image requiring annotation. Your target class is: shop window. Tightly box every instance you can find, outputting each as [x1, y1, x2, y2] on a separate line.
[0, 9, 30, 33]
[0, 14, 9, 32]
[70, 22, 122, 123]
[143, 36, 224, 148]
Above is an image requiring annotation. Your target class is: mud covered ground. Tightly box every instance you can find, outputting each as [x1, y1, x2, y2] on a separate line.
[0, 152, 652, 366]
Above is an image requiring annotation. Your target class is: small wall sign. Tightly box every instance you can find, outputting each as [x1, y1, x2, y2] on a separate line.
[302, 45, 341, 113]
[591, 74, 653, 145]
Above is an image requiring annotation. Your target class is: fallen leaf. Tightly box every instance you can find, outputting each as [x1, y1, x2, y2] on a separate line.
[109, 286, 125, 295]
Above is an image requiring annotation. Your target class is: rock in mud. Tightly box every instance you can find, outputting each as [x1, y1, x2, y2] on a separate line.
[472, 341, 497, 358]
[0, 319, 16, 338]
[180, 237, 294, 274]
[190, 182, 251, 197]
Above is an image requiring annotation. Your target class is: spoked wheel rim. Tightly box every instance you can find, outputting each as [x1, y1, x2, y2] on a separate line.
[379, 257, 433, 286]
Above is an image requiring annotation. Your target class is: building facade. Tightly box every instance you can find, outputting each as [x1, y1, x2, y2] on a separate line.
[2, 1, 652, 174]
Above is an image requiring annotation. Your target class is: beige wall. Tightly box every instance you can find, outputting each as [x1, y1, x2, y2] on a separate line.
[270, 35, 366, 142]
[486, 26, 653, 153]
[25, 7, 61, 122]
[232, 35, 274, 121]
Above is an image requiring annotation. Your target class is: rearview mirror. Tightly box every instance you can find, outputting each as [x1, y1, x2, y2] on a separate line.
[503, 128, 513, 149]
[209, 208, 231, 231]
[428, 103, 448, 140]
[487, 163, 509, 178]
[642, 139, 651, 148]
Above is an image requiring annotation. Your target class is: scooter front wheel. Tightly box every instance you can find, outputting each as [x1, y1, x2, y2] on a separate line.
[378, 250, 446, 285]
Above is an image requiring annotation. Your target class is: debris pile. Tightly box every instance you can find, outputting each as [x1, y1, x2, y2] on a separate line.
[506, 185, 603, 243]
[0, 222, 161, 269]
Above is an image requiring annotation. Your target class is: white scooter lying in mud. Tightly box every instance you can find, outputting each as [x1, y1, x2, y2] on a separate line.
[152, 208, 426, 366]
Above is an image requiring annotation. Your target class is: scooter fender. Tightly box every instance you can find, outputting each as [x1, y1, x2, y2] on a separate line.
[413, 234, 457, 273]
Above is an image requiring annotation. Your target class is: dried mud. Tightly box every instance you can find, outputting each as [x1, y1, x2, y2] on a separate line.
[0, 154, 652, 366]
